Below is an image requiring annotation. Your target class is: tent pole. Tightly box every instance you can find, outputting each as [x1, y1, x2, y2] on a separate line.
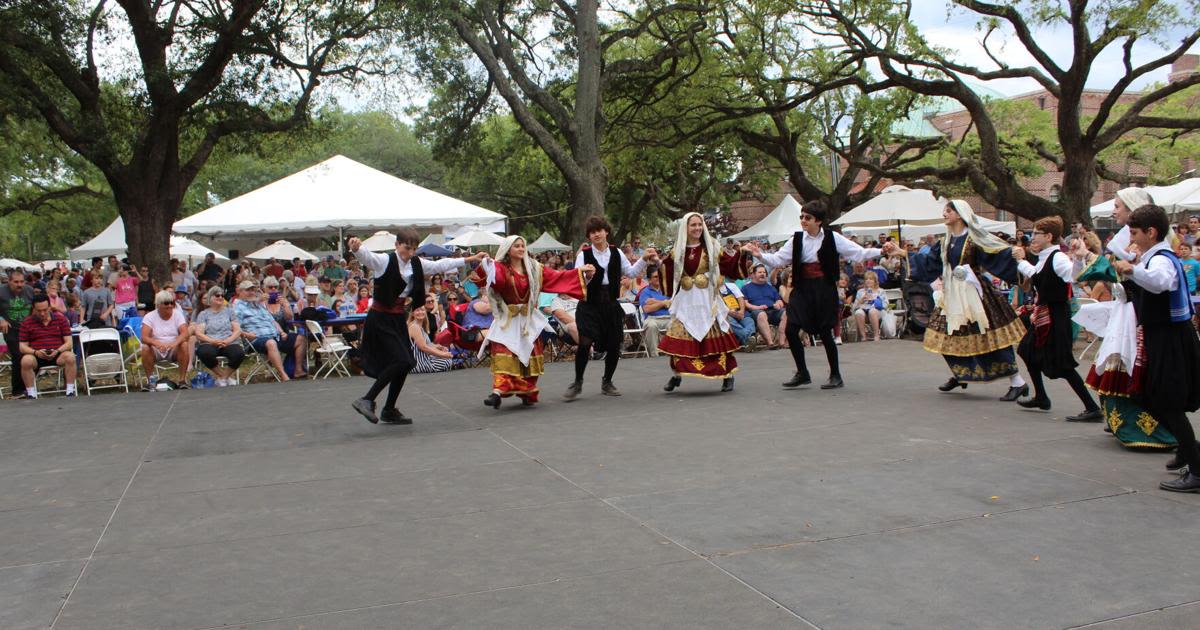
[338, 227, 344, 259]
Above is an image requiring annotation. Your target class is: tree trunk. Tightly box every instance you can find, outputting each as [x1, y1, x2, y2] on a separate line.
[563, 164, 607, 246]
[1059, 155, 1098, 227]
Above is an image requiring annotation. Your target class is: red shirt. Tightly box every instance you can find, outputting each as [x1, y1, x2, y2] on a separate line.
[19, 311, 71, 351]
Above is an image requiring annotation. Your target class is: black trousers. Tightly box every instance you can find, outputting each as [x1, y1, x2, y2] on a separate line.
[195, 342, 246, 370]
[5, 327, 24, 392]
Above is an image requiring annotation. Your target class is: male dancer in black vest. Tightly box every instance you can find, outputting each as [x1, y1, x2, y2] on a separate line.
[348, 230, 485, 424]
[746, 200, 884, 389]
[565, 216, 658, 399]
[1012, 216, 1102, 421]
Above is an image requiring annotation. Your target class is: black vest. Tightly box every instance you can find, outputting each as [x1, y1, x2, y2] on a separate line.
[1135, 251, 1186, 325]
[791, 230, 840, 286]
[1031, 250, 1070, 305]
[582, 245, 622, 302]
[373, 253, 424, 308]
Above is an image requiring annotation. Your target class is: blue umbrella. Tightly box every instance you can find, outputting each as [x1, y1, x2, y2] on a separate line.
[415, 243, 454, 258]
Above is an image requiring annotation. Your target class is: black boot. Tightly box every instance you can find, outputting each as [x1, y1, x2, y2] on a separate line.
[664, 375, 682, 392]
[379, 407, 412, 425]
[820, 375, 844, 390]
[1065, 408, 1103, 422]
[782, 372, 812, 388]
[484, 393, 502, 409]
[938, 377, 967, 392]
[1017, 397, 1052, 411]
[721, 377, 734, 392]
[1160, 471, 1200, 493]
[352, 398, 379, 424]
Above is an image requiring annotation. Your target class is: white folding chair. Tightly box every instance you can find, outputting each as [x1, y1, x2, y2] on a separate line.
[305, 320, 352, 379]
[126, 334, 183, 386]
[619, 301, 648, 358]
[882, 288, 907, 338]
[0, 353, 10, 398]
[79, 327, 129, 395]
[240, 338, 283, 384]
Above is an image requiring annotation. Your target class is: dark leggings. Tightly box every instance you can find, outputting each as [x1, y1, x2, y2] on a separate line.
[195, 342, 246, 370]
[1153, 409, 1199, 471]
[575, 331, 621, 382]
[1027, 362, 1099, 411]
[364, 362, 412, 410]
[785, 323, 839, 378]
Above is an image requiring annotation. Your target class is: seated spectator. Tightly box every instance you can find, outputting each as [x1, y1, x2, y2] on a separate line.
[548, 294, 580, 343]
[407, 305, 453, 373]
[836, 273, 854, 341]
[233, 280, 294, 381]
[191, 286, 245, 387]
[852, 272, 885, 342]
[173, 285, 194, 321]
[140, 290, 192, 388]
[463, 293, 494, 335]
[720, 279, 755, 346]
[741, 264, 785, 349]
[81, 272, 115, 327]
[355, 286, 371, 313]
[636, 270, 672, 356]
[17, 294, 77, 398]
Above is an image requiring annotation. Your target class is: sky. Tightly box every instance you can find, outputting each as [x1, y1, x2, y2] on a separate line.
[907, 1, 1198, 95]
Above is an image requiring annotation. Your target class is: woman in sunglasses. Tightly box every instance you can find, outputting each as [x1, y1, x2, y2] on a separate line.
[192, 286, 245, 386]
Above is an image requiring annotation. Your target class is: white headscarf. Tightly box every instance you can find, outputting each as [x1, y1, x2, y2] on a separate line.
[487, 235, 542, 335]
[671, 212, 722, 295]
[939, 200, 1007, 332]
[942, 200, 1010, 257]
[1115, 187, 1154, 213]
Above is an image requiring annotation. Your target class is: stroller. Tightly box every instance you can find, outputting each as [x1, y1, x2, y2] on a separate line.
[902, 280, 935, 336]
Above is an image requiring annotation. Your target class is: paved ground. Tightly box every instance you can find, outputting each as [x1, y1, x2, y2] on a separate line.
[4, 339, 1200, 630]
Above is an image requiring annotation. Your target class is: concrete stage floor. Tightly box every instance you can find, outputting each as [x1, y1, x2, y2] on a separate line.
[3, 340, 1198, 629]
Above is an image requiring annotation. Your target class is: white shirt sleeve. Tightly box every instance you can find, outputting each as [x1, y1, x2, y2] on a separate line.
[1131, 253, 1179, 293]
[574, 250, 586, 270]
[1017, 260, 1037, 278]
[623, 254, 648, 278]
[757, 238, 791, 269]
[1050, 250, 1074, 283]
[419, 257, 468, 276]
[356, 248, 390, 279]
[833, 232, 882, 263]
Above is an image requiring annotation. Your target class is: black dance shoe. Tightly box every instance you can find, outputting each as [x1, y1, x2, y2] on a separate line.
[782, 372, 811, 388]
[1017, 397, 1052, 411]
[938, 378, 967, 392]
[1066, 408, 1103, 423]
[664, 375, 682, 392]
[380, 407, 413, 424]
[1160, 472, 1200, 493]
[999, 385, 1028, 402]
[721, 377, 735, 392]
[601, 380, 622, 396]
[484, 394, 502, 409]
[563, 380, 583, 401]
[820, 375, 844, 390]
[352, 398, 379, 424]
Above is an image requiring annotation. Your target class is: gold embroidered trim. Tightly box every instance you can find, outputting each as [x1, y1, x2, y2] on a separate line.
[672, 366, 740, 380]
[923, 318, 1027, 357]
[489, 353, 544, 378]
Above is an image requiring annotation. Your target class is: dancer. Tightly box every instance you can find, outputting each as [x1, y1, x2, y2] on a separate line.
[1106, 188, 1154, 262]
[1012, 217, 1102, 421]
[1075, 255, 1178, 448]
[348, 230, 485, 425]
[470, 235, 591, 408]
[911, 200, 1028, 399]
[565, 216, 657, 400]
[656, 212, 752, 393]
[745, 199, 883, 389]
[1113, 205, 1200, 492]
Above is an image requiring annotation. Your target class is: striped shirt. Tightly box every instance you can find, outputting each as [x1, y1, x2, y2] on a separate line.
[19, 312, 71, 351]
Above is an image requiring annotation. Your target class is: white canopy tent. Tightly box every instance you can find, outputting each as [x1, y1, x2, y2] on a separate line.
[0, 258, 38, 271]
[419, 233, 447, 247]
[841, 217, 1015, 239]
[70, 218, 228, 261]
[1090, 178, 1200, 218]
[526, 232, 571, 253]
[360, 231, 396, 252]
[173, 155, 508, 239]
[244, 240, 319, 261]
[727, 196, 804, 243]
[445, 226, 505, 248]
[831, 185, 946, 230]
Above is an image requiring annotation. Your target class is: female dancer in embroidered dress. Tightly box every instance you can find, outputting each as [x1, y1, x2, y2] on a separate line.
[471, 235, 592, 409]
[745, 200, 883, 389]
[1011, 217, 1101, 420]
[656, 213, 753, 393]
[1114, 205, 1200, 492]
[911, 200, 1028, 399]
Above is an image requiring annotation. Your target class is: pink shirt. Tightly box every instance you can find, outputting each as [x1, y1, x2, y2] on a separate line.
[143, 308, 188, 343]
[114, 276, 139, 303]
